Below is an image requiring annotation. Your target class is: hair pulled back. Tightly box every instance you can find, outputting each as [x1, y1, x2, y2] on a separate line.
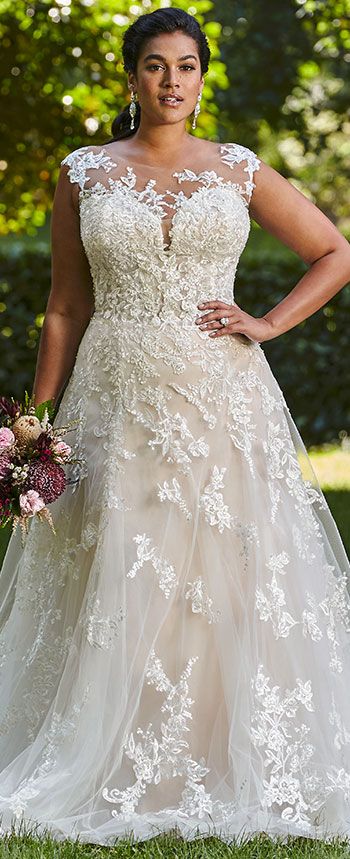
[106, 7, 210, 142]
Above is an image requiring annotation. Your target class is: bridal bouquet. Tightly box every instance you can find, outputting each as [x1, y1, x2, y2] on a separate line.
[0, 392, 80, 545]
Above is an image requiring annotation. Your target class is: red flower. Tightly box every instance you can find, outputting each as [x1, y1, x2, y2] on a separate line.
[0, 396, 21, 422]
[0, 453, 12, 480]
[26, 461, 66, 504]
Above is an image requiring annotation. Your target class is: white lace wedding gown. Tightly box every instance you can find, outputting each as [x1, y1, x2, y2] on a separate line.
[0, 142, 350, 847]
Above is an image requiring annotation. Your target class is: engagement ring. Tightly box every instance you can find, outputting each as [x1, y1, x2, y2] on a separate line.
[220, 317, 230, 327]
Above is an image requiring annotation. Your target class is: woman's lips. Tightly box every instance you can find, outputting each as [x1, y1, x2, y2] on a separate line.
[159, 96, 184, 107]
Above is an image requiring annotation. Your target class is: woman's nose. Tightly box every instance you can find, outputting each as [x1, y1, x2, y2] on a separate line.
[164, 70, 179, 86]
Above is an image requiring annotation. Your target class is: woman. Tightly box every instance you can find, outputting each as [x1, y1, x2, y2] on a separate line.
[0, 6, 350, 849]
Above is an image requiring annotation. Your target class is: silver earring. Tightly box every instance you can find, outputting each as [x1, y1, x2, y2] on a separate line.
[191, 92, 202, 130]
[129, 90, 137, 130]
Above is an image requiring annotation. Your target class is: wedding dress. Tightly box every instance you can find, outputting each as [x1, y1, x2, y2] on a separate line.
[0, 141, 350, 848]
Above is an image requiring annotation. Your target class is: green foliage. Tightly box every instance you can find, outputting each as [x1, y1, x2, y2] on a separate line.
[33, 396, 56, 422]
[237, 248, 350, 443]
[0, 243, 348, 447]
[0, 245, 50, 394]
[210, 0, 350, 232]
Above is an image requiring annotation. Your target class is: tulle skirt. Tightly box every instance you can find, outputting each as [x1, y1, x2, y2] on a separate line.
[0, 317, 350, 846]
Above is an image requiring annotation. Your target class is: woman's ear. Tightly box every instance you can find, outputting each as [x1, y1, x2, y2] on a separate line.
[128, 73, 137, 92]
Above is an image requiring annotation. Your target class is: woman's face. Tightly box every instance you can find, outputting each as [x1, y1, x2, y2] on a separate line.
[128, 31, 204, 127]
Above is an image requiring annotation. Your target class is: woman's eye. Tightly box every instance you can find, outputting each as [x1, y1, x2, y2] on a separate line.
[147, 64, 195, 71]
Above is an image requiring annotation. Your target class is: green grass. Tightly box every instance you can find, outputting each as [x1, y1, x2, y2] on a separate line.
[308, 444, 350, 556]
[1, 826, 350, 858]
[0, 445, 349, 855]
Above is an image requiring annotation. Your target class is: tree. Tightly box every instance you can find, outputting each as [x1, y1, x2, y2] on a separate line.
[209, 0, 350, 230]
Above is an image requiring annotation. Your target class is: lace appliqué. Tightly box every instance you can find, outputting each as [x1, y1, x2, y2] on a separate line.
[199, 465, 233, 533]
[300, 564, 350, 674]
[220, 142, 261, 204]
[79, 590, 126, 651]
[157, 477, 193, 521]
[102, 649, 213, 819]
[255, 552, 299, 639]
[255, 551, 350, 672]
[250, 665, 324, 828]
[126, 384, 209, 476]
[198, 465, 259, 570]
[251, 664, 350, 825]
[184, 577, 221, 624]
[127, 534, 178, 599]
[61, 146, 115, 190]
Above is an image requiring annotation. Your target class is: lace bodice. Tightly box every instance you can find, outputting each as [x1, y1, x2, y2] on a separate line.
[61, 142, 261, 324]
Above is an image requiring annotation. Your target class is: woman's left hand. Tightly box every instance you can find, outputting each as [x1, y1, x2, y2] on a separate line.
[195, 299, 276, 343]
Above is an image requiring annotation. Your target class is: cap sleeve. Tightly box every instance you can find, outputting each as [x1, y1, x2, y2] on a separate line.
[60, 146, 116, 191]
[219, 143, 261, 206]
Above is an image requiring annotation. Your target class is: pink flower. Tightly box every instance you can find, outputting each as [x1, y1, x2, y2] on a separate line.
[51, 440, 71, 462]
[0, 427, 15, 449]
[19, 489, 45, 516]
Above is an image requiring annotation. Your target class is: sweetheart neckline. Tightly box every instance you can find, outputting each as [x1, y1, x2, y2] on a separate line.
[78, 172, 250, 256]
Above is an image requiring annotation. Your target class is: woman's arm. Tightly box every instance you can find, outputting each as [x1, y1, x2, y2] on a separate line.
[32, 164, 95, 407]
[195, 160, 350, 342]
[251, 161, 350, 337]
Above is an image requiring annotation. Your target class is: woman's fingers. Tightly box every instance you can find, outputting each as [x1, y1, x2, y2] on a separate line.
[195, 302, 237, 328]
[200, 319, 224, 330]
[210, 318, 247, 337]
[197, 300, 231, 310]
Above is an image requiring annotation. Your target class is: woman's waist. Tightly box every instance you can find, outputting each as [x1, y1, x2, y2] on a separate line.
[91, 282, 234, 326]
[82, 309, 260, 372]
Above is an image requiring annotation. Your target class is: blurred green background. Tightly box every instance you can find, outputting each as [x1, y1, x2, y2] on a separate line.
[0, 0, 349, 558]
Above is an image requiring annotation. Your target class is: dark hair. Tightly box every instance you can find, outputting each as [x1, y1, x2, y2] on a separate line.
[105, 7, 210, 142]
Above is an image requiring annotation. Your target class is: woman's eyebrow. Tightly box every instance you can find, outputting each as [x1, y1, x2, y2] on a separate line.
[143, 53, 198, 62]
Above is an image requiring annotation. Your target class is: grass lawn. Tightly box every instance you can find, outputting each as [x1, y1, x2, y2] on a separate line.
[0, 445, 349, 856]
[1, 825, 350, 858]
[308, 444, 350, 556]
[1, 827, 350, 857]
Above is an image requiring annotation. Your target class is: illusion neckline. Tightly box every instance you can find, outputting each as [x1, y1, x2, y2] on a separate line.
[87, 142, 229, 179]
[77, 144, 250, 255]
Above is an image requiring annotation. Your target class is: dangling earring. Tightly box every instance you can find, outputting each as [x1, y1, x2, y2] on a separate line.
[191, 92, 202, 130]
[129, 90, 137, 130]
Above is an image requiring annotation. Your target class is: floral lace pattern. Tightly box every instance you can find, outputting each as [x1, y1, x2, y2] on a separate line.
[255, 552, 298, 640]
[250, 665, 321, 828]
[0, 141, 349, 845]
[79, 590, 126, 651]
[250, 663, 350, 830]
[184, 577, 222, 625]
[101, 649, 213, 818]
[127, 533, 178, 599]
